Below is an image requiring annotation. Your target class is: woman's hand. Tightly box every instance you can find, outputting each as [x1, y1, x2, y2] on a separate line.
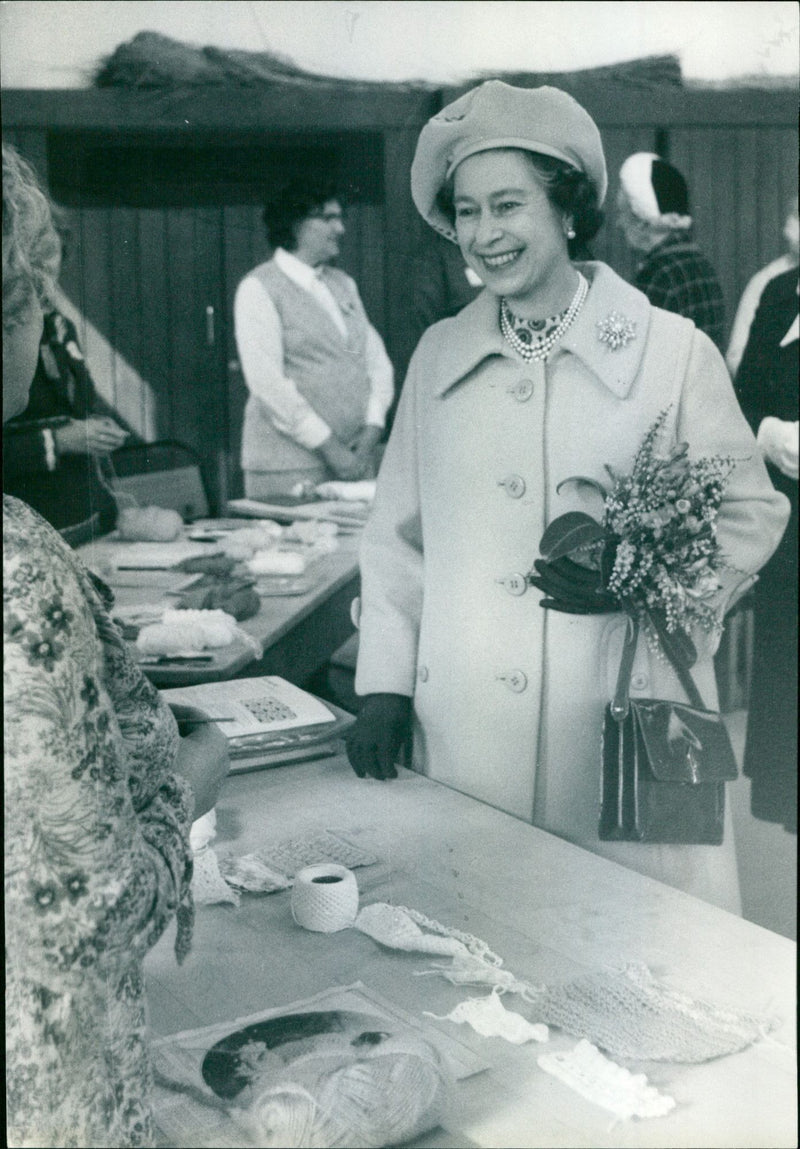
[54, 416, 129, 458]
[345, 693, 412, 780]
[169, 704, 230, 820]
[351, 425, 382, 479]
[757, 417, 799, 480]
[317, 434, 367, 481]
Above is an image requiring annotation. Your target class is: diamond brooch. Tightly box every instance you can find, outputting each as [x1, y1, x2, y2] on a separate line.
[596, 312, 637, 351]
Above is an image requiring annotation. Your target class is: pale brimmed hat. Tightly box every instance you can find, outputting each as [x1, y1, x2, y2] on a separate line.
[411, 80, 607, 241]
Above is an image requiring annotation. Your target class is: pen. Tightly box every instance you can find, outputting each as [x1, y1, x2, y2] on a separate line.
[177, 717, 237, 724]
[139, 655, 214, 665]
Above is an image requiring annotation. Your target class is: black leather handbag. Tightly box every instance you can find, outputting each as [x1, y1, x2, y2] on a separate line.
[600, 619, 738, 844]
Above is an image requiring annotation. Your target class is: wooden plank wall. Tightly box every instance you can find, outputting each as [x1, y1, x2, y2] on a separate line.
[4, 87, 797, 507]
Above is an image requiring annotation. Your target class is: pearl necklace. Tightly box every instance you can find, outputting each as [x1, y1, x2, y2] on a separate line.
[500, 272, 588, 362]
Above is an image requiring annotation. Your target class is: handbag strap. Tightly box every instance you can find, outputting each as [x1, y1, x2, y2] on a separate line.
[610, 616, 640, 721]
[611, 615, 706, 722]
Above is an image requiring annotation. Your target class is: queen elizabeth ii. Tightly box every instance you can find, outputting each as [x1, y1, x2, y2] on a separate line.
[345, 81, 789, 915]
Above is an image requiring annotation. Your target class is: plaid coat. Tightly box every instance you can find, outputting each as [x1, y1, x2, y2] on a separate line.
[634, 233, 726, 349]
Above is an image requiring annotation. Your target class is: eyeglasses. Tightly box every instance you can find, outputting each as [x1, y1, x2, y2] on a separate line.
[309, 209, 344, 224]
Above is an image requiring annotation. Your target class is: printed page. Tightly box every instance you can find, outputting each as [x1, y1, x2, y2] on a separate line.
[160, 676, 336, 737]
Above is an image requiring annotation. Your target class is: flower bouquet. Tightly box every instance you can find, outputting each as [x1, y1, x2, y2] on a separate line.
[528, 407, 736, 672]
[529, 409, 740, 844]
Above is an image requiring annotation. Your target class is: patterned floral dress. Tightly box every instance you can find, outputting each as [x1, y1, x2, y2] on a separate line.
[4, 496, 195, 1148]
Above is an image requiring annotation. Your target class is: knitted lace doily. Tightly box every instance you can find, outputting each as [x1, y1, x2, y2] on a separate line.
[526, 962, 778, 1063]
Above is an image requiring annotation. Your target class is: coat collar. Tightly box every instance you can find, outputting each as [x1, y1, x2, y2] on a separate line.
[432, 262, 652, 399]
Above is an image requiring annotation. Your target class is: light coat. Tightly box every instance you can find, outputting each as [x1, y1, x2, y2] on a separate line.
[355, 263, 790, 913]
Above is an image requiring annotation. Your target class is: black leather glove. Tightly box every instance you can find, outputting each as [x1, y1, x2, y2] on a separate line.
[345, 693, 413, 781]
[528, 556, 618, 614]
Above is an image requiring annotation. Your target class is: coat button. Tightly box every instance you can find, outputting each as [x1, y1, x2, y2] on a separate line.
[496, 669, 528, 693]
[631, 672, 649, 691]
[498, 474, 526, 498]
[510, 378, 534, 402]
[417, 665, 429, 683]
[497, 572, 528, 596]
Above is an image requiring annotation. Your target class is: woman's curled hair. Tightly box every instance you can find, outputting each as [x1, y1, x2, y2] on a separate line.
[263, 176, 342, 252]
[2, 144, 60, 330]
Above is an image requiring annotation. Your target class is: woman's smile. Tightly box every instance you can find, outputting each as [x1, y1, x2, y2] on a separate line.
[480, 249, 523, 269]
[453, 149, 575, 317]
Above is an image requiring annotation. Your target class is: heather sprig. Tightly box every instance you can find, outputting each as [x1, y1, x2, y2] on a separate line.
[534, 408, 736, 666]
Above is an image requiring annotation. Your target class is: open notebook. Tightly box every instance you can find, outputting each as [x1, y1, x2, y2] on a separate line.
[160, 676, 355, 772]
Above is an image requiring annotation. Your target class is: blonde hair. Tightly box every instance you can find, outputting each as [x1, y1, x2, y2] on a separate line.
[2, 144, 60, 331]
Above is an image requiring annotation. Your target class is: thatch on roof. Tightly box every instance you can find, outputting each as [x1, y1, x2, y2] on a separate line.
[487, 55, 683, 90]
[93, 31, 435, 91]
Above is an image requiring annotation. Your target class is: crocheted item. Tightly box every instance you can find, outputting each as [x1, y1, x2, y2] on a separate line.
[189, 812, 240, 906]
[356, 904, 778, 1065]
[425, 989, 549, 1045]
[538, 1040, 676, 1121]
[192, 845, 240, 906]
[354, 904, 503, 966]
[218, 853, 291, 894]
[256, 831, 377, 878]
[526, 962, 778, 1063]
[416, 951, 534, 996]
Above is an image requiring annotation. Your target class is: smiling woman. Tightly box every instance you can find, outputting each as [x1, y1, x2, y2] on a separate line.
[345, 80, 791, 916]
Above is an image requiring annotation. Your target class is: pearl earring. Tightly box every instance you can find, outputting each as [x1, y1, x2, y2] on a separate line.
[566, 225, 576, 239]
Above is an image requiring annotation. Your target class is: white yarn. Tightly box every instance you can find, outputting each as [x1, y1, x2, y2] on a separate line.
[238, 1039, 448, 1148]
[135, 609, 262, 657]
[116, 505, 183, 541]
[291, 865, 359, 933]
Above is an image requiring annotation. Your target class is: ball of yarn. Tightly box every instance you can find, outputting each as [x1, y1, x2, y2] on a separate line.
[117, 505, 183, 541]
[136, 608, 240, 655]
[290, 865, 359, 933]
[238, 1036, 448, 1148]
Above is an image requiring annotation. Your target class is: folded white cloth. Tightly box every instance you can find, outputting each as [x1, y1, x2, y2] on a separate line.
[315, 480, 377, 502]
[247, 549, 307, 576]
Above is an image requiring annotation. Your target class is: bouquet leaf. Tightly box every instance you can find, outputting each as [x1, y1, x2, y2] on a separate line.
[539, 512, 606, 562]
